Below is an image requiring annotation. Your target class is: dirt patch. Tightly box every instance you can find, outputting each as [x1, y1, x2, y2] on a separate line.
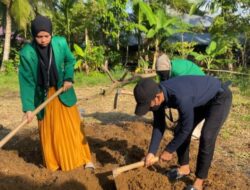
[0, 121, 249, 190]
[0, 130, 101, 190]
[114, 164, 249, 190]
[0, 87, 249, 190]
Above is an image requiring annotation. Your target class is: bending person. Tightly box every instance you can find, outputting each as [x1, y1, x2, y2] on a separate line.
[156, 51, 205, 139]
[133, 76, 232, 190]
[156, 51, 205, 81]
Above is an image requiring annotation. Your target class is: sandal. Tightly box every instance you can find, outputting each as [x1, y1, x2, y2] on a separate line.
[166, 168, 189, 181]
[85, 162, 95, 170]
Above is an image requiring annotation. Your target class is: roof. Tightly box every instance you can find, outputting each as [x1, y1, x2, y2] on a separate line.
[170, 33, 211, 45]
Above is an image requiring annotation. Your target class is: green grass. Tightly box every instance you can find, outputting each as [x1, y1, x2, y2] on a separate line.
[74, 69, 135, 87]
[0, 70, 135, 94]
[0, 72, 19, 93]
[218, 73, 250, 96]
[1, 70, 249, 96]
[220, 87, 250, 140]
[74, 71, 111, 87]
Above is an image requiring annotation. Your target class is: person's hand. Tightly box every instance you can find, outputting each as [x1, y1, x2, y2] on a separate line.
[63, 81, 73, 92]
[160, 151, 173, 162]
[23, 111, 34, 123]
[144, 153, 156, 167]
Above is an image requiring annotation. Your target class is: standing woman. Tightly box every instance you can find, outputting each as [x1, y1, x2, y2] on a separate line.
[18, 15, 94, 171]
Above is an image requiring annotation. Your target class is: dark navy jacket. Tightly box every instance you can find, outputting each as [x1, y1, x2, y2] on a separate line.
[148, 76, 222, 154]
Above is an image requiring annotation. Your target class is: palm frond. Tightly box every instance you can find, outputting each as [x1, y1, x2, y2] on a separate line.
[139, 1, 156, 26]
[10, 0, 33, 31]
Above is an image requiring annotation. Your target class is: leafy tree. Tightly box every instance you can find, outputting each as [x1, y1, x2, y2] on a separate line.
[74, 42, 105, 72]
[190, 40, 229, 69]
[193, 0, 250, 69]
[0, 0, 33, 71]
[97, 0, 129, 51]
[132, 0, 188, 69]
[51, 0, 78, 43]
[169, 41, 197, 59]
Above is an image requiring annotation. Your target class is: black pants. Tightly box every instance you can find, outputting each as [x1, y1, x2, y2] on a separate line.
[175, 85, 232, 179]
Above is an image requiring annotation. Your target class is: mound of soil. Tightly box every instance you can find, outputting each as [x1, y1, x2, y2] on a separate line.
[0, 126, 102, 190]
[0, 121, 249, 190]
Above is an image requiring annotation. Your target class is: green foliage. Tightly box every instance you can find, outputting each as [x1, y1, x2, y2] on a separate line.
[138, 1, 156, 26]
[133, 1, 184, 41]
[2, 47, 19, 73]
[74, 43, 105, 71]
[52, 0, 78, 42]
[218, 72, 250, 97]
[190, 40, 229, 69]
[167, 0, 193, 13]
[106, 50, 121, 68]
[3, 59, 18, 73]
[10, 0, 33, 33]
[0, 72, 18, 92]
[74, 71, 111, 87]
[135, 57, 149, 73]
[111, 63, 124, 73]
[169, 41, 197, 59]
[98, 0, 129, 50]
[196, 1, 249, 69]
[0, 0, 249, 75]
[74, 69, 127, 87]
[70, 2, 101, 42]
[132, 1, 190, 69]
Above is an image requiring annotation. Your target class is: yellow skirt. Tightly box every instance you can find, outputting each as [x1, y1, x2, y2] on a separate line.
[38, 88, 92, 171]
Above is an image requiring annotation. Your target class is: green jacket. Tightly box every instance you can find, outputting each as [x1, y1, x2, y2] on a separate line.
[18, 36, 77, 120]
[171, 59, 205, 78]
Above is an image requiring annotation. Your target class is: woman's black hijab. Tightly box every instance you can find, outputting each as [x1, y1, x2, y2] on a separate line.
[31, 15, 58, 92]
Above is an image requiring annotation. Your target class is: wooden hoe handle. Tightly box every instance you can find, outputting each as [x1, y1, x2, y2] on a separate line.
[112, 157, 159, 178]
[0, 87, 64, 148]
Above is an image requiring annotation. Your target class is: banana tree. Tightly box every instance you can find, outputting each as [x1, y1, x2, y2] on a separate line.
[133, 1, 185, 69]
[190, 40, 227, 69]
[147, 10, 186, 69]
[132, 0, 149, 59]
[73, 43, 105, 72]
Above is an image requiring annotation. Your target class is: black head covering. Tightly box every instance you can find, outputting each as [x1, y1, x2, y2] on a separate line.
[31, 15, 58, 92]
[134, 78, 161, 116]
[31, 15, 52, 37]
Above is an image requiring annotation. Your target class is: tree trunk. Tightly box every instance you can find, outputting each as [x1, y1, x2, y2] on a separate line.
[1, 1, 11, 72]
[137, 30, 141, 61]
[84, 28, 89, 74]
[181, 33, 184, 58]
[85, 28, 89, 46]
[242, 32, 247, 68]
[152, 38, 159, 70]
[116, 30, 120, 51]
[66, 9, 70, 44]
[125, 45, 129, 66]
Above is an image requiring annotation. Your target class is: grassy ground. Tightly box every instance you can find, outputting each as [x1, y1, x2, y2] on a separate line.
[1, 70, 249, 92]
[0, 72, 19, 93]
[0, 70, 133, 95]
[74, 70, 133, 87]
